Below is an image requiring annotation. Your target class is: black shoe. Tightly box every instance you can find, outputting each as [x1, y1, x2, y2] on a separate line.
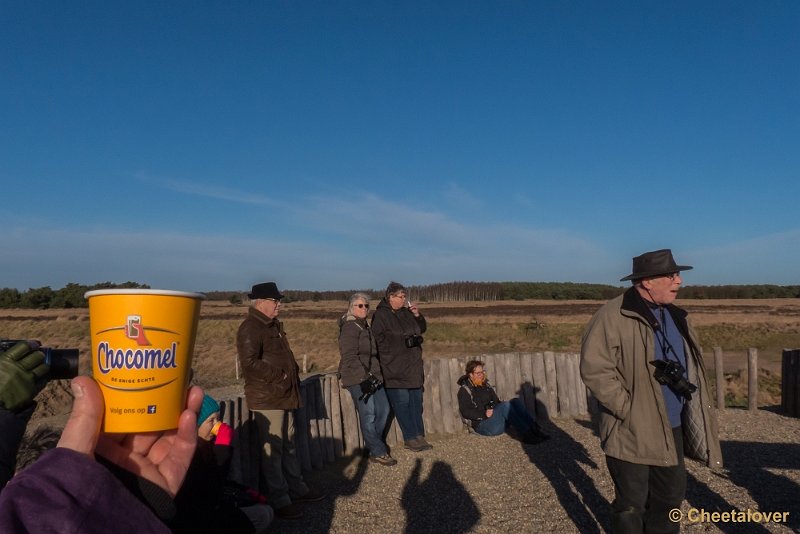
[369, 454, 397, 466]
[275, 503, 303, 519]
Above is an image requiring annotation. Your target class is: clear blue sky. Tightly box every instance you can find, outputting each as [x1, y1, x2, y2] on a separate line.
[2, 1, 798, 292]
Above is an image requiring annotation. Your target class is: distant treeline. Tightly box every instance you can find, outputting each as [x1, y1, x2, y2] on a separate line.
[0, 282, 150, 309]
[1, 281, 798, 309]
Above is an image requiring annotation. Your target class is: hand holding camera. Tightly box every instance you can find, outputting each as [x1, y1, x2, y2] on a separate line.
[0, 341, 50, 412]
[485, 399, 498, 418]
[358, 373, 382, 404]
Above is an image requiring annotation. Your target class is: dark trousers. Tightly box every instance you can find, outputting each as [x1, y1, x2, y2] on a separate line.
[605, 426, 686, 534]
[384, 387, 425, 441]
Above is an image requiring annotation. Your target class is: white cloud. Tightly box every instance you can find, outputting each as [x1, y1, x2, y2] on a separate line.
[3, 187, 797, 292]
[135, 173, 277, 207]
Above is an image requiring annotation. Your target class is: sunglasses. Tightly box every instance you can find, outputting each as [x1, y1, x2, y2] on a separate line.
[355, 303, 370, 309]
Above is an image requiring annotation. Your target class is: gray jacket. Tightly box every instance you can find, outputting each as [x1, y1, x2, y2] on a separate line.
[581, 288, 723, 469]
[337, 315, 382, 387]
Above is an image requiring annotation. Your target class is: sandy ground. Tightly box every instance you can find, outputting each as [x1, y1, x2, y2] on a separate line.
[265, 409, 799, 534]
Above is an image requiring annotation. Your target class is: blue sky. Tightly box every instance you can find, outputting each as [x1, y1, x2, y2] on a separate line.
[2, 1, 798, 292]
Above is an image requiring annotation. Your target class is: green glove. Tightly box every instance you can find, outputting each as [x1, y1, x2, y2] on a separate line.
[0, 341, 50, 412]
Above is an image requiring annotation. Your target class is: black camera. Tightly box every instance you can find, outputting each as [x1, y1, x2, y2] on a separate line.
[358, 374, 382, 404]
[1, 339, 79, 380]
[649, 359, 697, 401]
[485, 399, 498, 410]
[404, 334, 424, 349]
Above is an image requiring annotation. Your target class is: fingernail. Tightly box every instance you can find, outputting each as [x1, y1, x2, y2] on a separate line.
[71, 379, 84, 399]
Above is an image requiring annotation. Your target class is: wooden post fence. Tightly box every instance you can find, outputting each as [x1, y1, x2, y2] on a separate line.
[713, 347, 725, 410]
[747, 348, 758, 411]
[782, 349, 800, 418]
[216, 348, 769, 486]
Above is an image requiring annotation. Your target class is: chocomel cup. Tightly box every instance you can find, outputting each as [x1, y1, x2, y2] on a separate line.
[84, 289, 205, 433]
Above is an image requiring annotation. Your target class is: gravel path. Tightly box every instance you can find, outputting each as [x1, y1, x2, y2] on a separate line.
[268, 409, 799, 533]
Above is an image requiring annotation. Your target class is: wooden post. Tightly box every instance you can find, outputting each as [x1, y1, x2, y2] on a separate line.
[339, 380, 361, 455]
[554, 353, 573, 416]
[321, 376, 335, 463]
[295, 386, 312, 471]
[747, 348, 758, 411]
[483, 354, 497, 393]
[439, 358, 457, 434]
[713, 347, 725, 410]
[330, 376, 344, 458]
[532, 352, 550, 420]
[782, 349, 800, 417]
[305, 382, 324, 469]
[508, 352, 523, 401]
[448, 357, 465, 432]
[519, 353, 537, 416]
[543, 351, 559, 418]
[224, 399, 242, 484]
[425, 359, 443, 434]
[571, 353, 588, 415]
[238, 396, 259, 490]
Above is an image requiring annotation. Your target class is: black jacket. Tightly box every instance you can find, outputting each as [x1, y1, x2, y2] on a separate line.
[457, 375, 500, 430]
[370, 299, 426, 388]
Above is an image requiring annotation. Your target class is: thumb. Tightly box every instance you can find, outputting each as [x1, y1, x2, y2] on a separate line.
[57, 376, 104, 456]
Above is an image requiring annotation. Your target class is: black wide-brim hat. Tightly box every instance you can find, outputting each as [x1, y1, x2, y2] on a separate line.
[620, 249, 693, 282]
[247, 282, 284, 300]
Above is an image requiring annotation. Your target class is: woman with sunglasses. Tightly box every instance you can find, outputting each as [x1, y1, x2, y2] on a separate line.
[337, 292, 395, 466]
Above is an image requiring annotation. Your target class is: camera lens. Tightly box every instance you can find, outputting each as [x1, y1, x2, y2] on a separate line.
[44, 348, 80, 380]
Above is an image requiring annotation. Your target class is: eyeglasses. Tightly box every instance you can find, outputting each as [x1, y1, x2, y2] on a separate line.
[264, 298, 282, 304]
[471, 370, 485, 376]
[664, 273, 680, 281]
[355, 303, 370, 309]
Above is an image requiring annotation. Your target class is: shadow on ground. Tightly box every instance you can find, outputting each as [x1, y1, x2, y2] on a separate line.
[519, 383, 611, 533]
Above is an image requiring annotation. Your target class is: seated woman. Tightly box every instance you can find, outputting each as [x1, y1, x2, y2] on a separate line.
[457, 360, 550, 444]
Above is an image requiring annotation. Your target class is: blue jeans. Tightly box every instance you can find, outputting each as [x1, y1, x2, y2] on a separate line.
[346, 384, 391, 457]
[475, 398, 535, 437]
[385, 387, 425, 441]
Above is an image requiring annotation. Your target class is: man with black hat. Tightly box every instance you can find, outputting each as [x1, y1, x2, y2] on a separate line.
[236, 282, 325, 520]
[580, 250, 722, 534]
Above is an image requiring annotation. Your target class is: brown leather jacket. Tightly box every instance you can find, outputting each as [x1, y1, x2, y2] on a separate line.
[236, 307, 301, 410]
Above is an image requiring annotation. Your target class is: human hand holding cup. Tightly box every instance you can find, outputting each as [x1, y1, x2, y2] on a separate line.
[84, 289, 205, 433]
[58, 375, 203, 498]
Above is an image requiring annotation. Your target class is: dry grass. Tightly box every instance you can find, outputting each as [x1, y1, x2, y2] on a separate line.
[2, 298, 799, 393]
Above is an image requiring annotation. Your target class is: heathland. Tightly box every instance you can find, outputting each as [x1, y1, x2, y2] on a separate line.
[3, 297, 799, 421]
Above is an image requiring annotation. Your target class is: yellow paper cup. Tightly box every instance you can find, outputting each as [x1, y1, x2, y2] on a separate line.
[84, 289, 205, 433]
